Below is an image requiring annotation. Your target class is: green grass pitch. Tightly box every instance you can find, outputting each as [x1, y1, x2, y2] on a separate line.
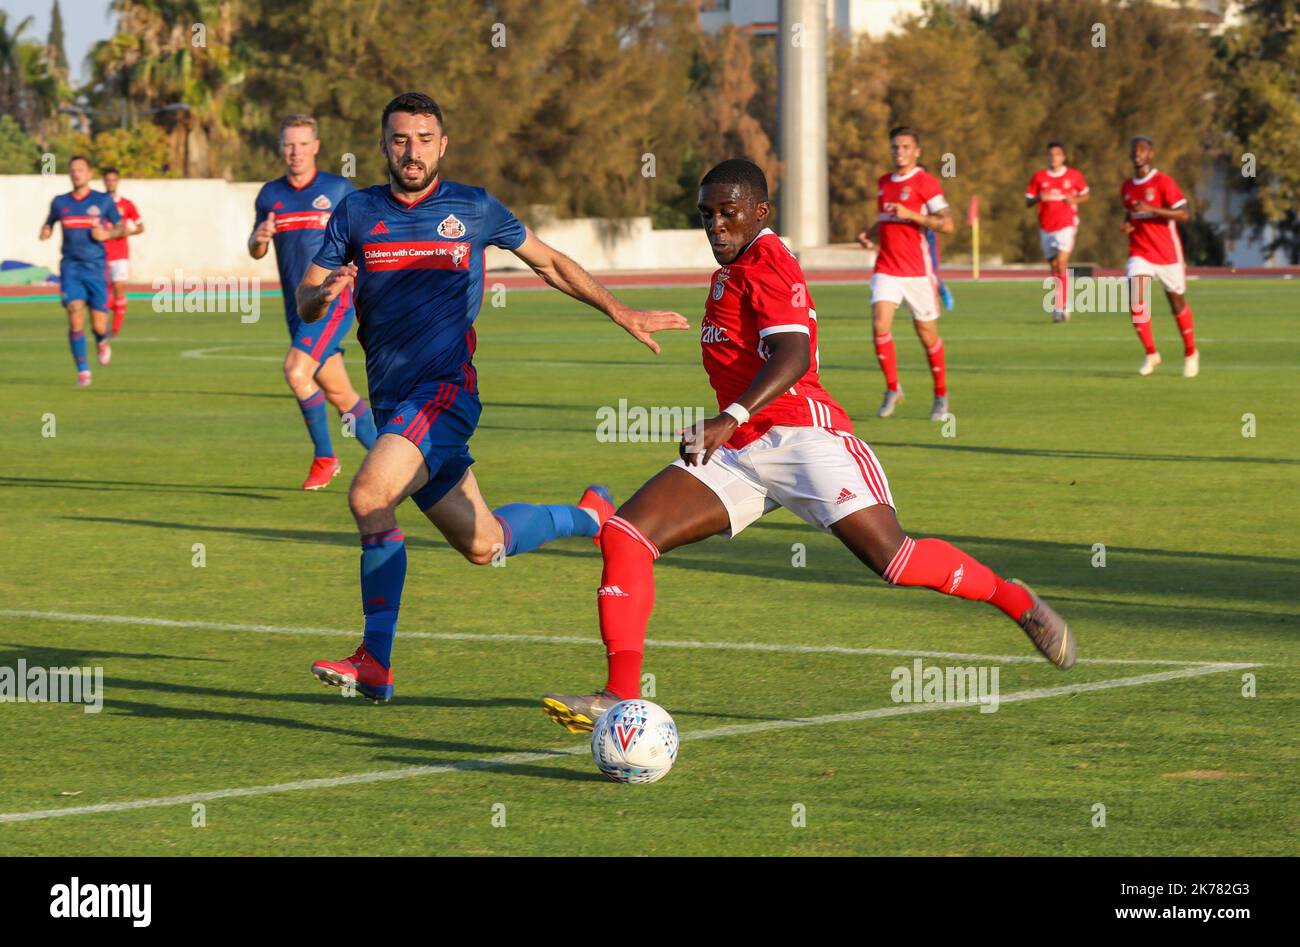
[0, 277, 1296, 855]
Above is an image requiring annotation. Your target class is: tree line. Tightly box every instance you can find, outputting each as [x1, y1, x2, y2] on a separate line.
[1, 0, 1295, 264]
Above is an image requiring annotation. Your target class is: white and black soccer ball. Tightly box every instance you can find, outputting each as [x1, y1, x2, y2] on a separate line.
[590, 699, 679, 784]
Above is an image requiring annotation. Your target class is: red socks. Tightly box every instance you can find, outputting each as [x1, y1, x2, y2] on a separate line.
[1175, 305, 1196, 356]
[883, 536, 1032, 621]
[1132, 300, 1157, 354]
[110, 289, 127, 335]
[597, 516, 659, 699]
[926, 338, 946, 397]
[874, 333, 899, 392]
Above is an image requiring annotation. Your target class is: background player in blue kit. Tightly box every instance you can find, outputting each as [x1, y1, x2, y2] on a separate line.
[297, 92, 690, 701]
[249, 114, 378, 491]
[39, 155, 125, 387]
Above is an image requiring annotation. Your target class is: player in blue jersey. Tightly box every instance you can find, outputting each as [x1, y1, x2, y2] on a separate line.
[39, 155, 125, 386]
[249, 114, 379, 490]
[297, 92, 689, 701]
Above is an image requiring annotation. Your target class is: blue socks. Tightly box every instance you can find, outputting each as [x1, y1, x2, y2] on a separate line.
[360, 528, 406, 668]
[493, 503, 599, 557]
[68, 330, 88, 372]
[298, 390, 334, 458]
[347, 398, 378, 449]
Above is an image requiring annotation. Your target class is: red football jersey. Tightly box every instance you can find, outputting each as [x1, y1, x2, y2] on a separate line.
[701, 229, 852, 449]
[1121, 170, 1187, 266]
[104, 195, 141, 262]
[874, 167, 948, 278]
[1025, 167, 1089, 232]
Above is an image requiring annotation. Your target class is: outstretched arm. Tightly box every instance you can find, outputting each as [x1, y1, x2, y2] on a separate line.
[511, 229, 689, 354]
[682, 331, 810, 466]
[296, 262, 357, 324]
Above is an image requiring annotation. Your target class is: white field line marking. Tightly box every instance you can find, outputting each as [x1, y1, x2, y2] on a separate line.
[0, 609, 1243, 668]
[180, 346, 280, 362]
[0, 662, 1257, 825]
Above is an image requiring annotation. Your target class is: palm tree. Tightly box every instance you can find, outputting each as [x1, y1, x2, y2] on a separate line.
[87, 0, 246, 177]
[0, 11, 38, 131]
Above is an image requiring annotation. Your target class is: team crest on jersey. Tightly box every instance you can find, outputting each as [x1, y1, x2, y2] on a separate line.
[88, 204, 101, 216]
[312, 194, 332, 210]
[438, 213, 466, 239]
[900, 187, 911, 201]
[1145, 187, 1156, 202]
[711, 269, 731, 301]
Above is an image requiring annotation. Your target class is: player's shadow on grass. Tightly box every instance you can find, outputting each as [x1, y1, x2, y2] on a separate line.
[100, 674, 536, 710]
[865, 440, 1300, 467]
[3, 475, 285, 501]
[102, 696, 553, 757]
[372, 754, 605, 782]
[0, 644, 219, 665]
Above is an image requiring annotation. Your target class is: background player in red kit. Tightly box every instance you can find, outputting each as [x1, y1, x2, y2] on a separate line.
[1025, 143, 1088, 323]
[857, 126, 954, 421]
[541, 159, 1075, 733]
[1122, 136, 1198, 378]
[101, 168, 144, 337]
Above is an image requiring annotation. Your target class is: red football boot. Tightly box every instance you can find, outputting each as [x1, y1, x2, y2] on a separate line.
[311, 645, 393, 702]
[302, 456, 341, 491]
[578, 484, 616, 547]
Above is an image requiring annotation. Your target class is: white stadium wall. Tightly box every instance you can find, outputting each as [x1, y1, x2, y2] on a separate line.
[0, 175, 719, 283]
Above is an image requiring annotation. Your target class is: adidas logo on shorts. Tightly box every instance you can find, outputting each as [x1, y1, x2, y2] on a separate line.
[597, 585, 630, 597]
[835, 487, 856, 505]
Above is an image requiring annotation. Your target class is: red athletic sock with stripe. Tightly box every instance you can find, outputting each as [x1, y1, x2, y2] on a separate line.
[111, 291, 127, 335]
[926, 338, 947, 397]
[1174, 305, 1196, 356]
[1132, 300, 1156, 354]
[884, 536, 1032, 621]
[874, 333, 900, 392]
[597, 516, 659, 699]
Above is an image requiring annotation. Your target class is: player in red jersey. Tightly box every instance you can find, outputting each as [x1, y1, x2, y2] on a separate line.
[101, 168, 144, 337]
[540, 159, 1075, 733]
[857, 126, 955, 421]
[1122, 136, 1198, 377]
[1025, 143, 1089, 323]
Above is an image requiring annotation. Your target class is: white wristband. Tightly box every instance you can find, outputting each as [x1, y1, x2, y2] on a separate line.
[721, 402, 750, 425]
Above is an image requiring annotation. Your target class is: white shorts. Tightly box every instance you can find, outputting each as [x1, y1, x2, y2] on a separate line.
[107, 259, 130, 283]
[672, 425, 894, 538]
[1126, 256, 1186, 295]
[1040, 226, 1077, 259]
[870, 272, 940, 322]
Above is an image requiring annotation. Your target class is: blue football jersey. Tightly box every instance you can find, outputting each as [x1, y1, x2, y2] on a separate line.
[312, 178, 527, 410]
[254, 171, 355, 324]
[45, 190, 121, 266]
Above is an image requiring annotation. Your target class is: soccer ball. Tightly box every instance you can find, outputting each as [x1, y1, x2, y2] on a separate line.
[591, 699, 679, 784]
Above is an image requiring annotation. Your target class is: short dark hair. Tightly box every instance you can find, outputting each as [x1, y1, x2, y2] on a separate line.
[68, 154, 91, 169]
[1131, 135, 1154, 148]
[699, 158, 769, 201]
[890, 125, 920, 144]
[381, 92, 445, 134]
[102, 166, 120, 177]
[1046, 141, 1066, 154]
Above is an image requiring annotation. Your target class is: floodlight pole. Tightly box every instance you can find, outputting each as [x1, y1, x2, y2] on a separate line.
[777, 0, 829, 253]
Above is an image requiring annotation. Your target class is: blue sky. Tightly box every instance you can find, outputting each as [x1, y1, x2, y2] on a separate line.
[3, 0, 117, 85]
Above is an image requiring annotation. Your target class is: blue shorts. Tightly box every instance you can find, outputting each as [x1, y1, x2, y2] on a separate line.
[376, 381, 481, 511]
[60, 262, 109, 312]
[289, 304, 353, 364]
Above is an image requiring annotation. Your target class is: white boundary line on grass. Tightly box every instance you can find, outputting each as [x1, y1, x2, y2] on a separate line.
[0, 608, 1251, 668]
[0, 661, 1258, 825]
